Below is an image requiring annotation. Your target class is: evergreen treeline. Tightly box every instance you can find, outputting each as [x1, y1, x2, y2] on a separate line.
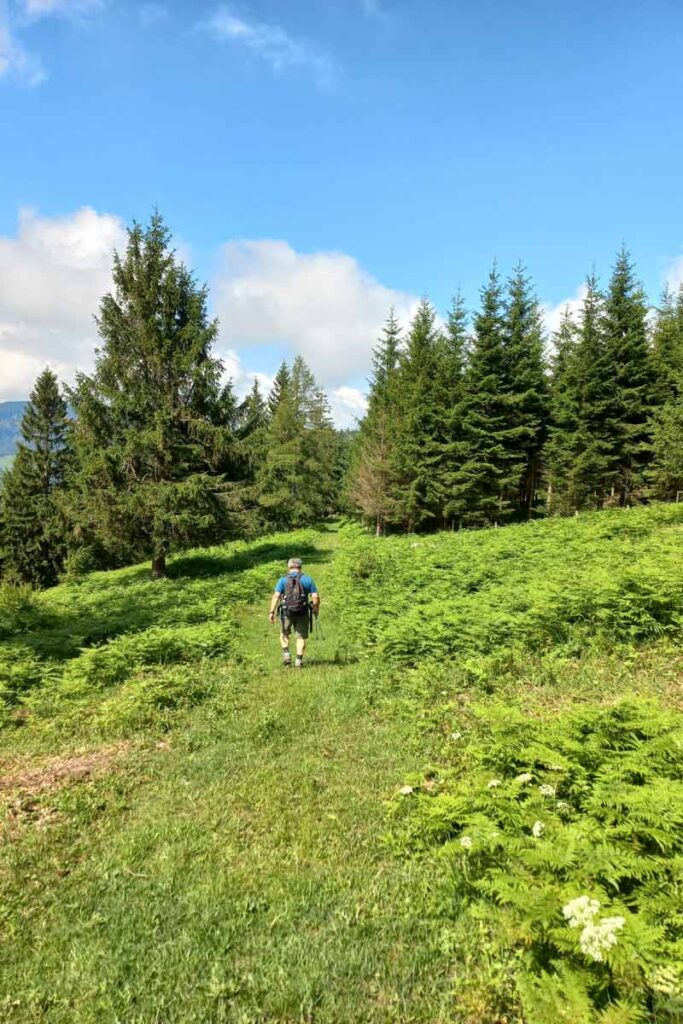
[0, 214, 348, 586]
[350, 249, 683, 534]
[1, 214, 682, 588]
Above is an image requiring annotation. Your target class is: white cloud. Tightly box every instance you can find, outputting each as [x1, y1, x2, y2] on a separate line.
[218, 347, 273, 400]
[204, 7, 336, 88]
[665, 254, 683, 291]
[1, 0, 103, 87]
[0, 13, 43, 85]
[0, 208, 397, 427]
[330, 385, 367, 429]
[0, 206, 126, 399]
[212, 239, 418, 388]
[21, 0, 104, 19]
[541, 283, 587, 337]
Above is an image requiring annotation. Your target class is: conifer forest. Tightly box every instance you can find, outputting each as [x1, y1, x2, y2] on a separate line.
[1, 212, 682, 588]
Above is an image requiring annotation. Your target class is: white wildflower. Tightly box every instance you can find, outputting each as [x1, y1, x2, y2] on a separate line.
[539, 783, 556, 798]
[548, 764, 565, 772]
[450, 731, 463, 741]
[399, 785, 414, 796]
[531, 820, 544, 838]
[459, 835, 473, 850]
[578, 916, 625, 962]
[487, 779, 502, 789]
[556, 800, 571, 814]
[515, 772, 533, 783]
[563, 895, 601, 929]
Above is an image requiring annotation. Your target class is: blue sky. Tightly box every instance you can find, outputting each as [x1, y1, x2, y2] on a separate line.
[1, 0, 682, 422]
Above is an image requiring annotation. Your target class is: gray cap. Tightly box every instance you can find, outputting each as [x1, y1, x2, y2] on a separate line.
[288, 557, 303, 569]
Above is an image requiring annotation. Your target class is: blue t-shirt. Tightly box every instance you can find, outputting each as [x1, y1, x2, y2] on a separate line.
[275, 572, 318, 596]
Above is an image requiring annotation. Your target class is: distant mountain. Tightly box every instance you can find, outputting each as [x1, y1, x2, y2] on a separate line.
[0, 401, 27, 457]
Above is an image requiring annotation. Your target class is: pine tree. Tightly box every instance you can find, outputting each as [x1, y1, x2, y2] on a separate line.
[390, 299, 442, 530]
[66, 212, 234, 578]
[435, 293, 469, 527]
[651, 284, 683, 405]
[566, 273, 615, 508]
[349, 310, 403, 534]
[306, 385, 340, 521]
[453, 267, 513, 526]
[0, 368, 70, 587]
[545, 308, 582, 512]
[502, 265, 549, 517]
[257, 367, 306, 529]
[650, 387, 683, 500]
[600, 247, 655, 504]
[370, 308, 402, 407]
[237, 378, 267, 477]
[268, 363, 292, 417]
[256, 359, 330, 528]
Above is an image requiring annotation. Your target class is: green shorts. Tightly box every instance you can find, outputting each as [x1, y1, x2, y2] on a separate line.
[281, 611, 310, 640]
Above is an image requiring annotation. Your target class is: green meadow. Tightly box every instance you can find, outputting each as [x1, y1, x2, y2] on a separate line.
[1, 505, 683, 1023]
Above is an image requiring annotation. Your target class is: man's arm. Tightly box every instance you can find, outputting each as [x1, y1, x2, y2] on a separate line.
[269, 587, 282, 623]
[309, 582, 320, 616]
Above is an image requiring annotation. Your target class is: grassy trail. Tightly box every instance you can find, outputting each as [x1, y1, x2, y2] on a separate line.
[1, 528, 455, 1023]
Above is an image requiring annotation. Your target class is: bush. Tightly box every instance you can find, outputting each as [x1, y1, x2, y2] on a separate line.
[391, 699, 683, 1022]
[0, 583, 38, 639]
[0, 644, 49, 726]
[92, 666, 218, 735]
[59, 620, 236, 690]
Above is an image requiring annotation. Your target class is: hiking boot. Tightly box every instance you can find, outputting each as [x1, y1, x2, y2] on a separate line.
[282, 652, 291, 667]
[294, 656, 303, 669]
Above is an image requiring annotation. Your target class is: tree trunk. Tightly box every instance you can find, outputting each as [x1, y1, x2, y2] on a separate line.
[151, 553, 167, 579]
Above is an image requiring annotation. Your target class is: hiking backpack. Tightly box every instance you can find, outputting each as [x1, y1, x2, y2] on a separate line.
[282, 573, 308, 616]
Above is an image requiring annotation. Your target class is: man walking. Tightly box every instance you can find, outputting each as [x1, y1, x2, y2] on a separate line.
[269, 558, 320, 668]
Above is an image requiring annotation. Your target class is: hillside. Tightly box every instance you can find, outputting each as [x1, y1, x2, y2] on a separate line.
[0, 400, 27, 457]
[1, 506, 683, 1022]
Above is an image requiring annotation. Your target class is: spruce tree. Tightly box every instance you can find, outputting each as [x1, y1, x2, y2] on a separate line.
[268, 363, 292, 417]
[567, 273, 615, 508]
[66, 212, 234, 578]
[349, 310, 403, 534]
[257, 367, 306, 529]
[453, 267, 513, 526]
[600, 247, 655, 504]
[651, 284, 683, 405]
[390, 299, 442, 530]
[370, 308, 402, 406]
[545, 308, 582, 512]
[306, 385, 340, 521]
[502, 265, 549, 517]
[434, 292, 469, 528]
[257, 359, 338, 528]
[650, 387, 683, 500]
[0, 368, 70, 587]
[237, 378, 268, 480]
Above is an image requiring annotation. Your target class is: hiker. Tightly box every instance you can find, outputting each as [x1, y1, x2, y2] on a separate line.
[268, 558, 320, 668]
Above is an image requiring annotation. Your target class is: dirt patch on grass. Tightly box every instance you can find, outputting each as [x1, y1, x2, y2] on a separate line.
[0, 741, 134, 798]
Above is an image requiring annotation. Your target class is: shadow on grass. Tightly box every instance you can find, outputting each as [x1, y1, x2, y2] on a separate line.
[13, 539, 333, 665]
[168, 541, 331, 579]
